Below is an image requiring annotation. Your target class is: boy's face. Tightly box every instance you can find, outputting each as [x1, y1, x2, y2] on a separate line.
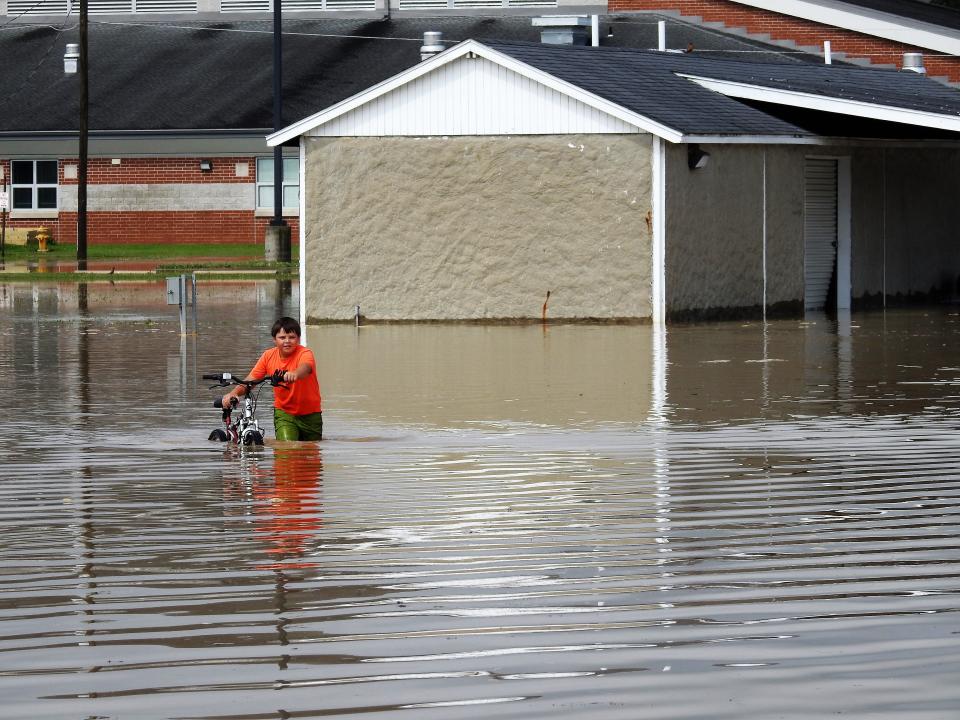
[274, 329, 300, 357]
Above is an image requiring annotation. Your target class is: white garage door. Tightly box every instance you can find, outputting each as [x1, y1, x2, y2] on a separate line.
[804, 158, 838, 311]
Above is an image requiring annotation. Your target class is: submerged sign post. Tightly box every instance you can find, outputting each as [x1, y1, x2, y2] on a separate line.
[166, 274, 198, 336]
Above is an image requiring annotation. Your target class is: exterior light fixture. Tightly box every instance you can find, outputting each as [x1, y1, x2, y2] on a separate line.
[64, 43, 79, 75]
[199, 159, 213, 172]
[688, 144, 710, 170]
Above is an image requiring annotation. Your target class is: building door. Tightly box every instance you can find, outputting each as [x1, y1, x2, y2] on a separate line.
[804, 157, 851, 312]
[804, 158, 838, 311]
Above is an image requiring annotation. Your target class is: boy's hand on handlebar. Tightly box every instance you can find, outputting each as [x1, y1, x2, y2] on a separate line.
[271, 369, 295, 384]
[221, 393, 239, 410]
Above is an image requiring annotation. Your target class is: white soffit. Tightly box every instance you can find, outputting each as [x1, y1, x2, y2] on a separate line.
[733, 0, 960, 55]
[268, 41, 684, 144]
[682, 74, 960, 133]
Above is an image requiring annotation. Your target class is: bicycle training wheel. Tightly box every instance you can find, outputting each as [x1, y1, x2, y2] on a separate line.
[208, 429, 229, 442]
[243, 430, 264, 446]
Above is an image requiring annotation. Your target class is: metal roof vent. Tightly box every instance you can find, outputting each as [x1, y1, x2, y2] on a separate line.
[903, 52, 926, 74]
[421, 31, 444, 62]
[531, 16, 591, 46]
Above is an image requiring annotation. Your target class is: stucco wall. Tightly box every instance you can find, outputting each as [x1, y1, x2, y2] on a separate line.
[303, 135, 653, 322]
[664, 143, 805, 318]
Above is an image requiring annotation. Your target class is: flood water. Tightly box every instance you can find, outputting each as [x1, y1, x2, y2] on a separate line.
[2, 281, 959, 719]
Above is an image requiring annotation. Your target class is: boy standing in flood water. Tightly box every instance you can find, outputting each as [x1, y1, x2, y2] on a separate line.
[221, 316, 323, 441]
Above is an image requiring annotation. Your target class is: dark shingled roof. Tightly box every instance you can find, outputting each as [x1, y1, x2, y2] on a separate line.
[0, 13, 835, 134]
[484, 40, 960, 137]
[829, 0, 960, 32]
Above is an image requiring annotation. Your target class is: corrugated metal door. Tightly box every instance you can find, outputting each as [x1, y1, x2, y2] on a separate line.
[804, 158, 838, 311]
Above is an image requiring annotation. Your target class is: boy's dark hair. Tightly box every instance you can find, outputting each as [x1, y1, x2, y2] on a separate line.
[271, 316, 301, 337]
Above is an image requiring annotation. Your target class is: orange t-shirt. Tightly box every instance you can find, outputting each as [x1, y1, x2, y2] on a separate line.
[250, 345, 322, 416]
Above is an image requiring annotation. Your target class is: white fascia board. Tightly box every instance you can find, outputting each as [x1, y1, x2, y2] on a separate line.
[733, 0, 960, 55]
[268, 40, 686, 145]
[682, 134, 828, 144]
[682, 74, 960, 133]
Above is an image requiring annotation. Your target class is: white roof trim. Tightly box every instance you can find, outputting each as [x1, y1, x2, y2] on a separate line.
[683, 135, 829, 144]
[267, 40, 686, 146]
[681, 74, 960, 133]
[733, 0, 960, 55]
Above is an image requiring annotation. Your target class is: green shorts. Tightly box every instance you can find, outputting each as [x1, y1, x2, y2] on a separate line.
[274, 408, 323, 441]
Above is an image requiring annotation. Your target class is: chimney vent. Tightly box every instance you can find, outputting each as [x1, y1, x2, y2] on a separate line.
[421, 31, 444, 61]
[902, 52, 926, 74]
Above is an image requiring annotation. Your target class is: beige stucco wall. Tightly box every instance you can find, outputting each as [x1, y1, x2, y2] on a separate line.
[664, 143, 805, 318]
[302, 134, 652, 322]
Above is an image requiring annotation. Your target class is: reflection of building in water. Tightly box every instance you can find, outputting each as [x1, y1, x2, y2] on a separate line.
[0, 280, 298, 313]
[315, 324, 654, 428]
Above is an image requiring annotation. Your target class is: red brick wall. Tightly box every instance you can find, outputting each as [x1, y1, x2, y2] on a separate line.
[610, 1, 960, 82]
[0, 157, 299, 246]
[55, 211, 300, 246]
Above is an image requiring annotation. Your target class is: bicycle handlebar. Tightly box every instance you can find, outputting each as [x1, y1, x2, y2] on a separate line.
[204, 372, 288, 390]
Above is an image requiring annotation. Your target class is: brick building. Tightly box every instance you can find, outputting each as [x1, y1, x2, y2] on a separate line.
[608, 0, 960, 82]
[0, 16, 597, 247]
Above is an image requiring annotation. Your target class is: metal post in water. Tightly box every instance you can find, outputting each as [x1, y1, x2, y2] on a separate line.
[191, 271, 198, 335]
[179, 274, 187, 336]
[355, 304, 361, 328]
[658, 20, 666, 52]
[824, 40, 832, 64]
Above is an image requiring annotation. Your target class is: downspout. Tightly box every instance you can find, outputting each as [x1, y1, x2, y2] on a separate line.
[762, 149, 767, 320]
[299, 136, 307, 334]
[652, 137, 667, 325]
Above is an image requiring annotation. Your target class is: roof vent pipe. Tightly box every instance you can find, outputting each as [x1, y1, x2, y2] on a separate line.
[421, 31, 444, 61]
[902, 52, 926, 73]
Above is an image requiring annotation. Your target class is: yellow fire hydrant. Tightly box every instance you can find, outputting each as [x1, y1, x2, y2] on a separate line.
[36, 226, 50, 253]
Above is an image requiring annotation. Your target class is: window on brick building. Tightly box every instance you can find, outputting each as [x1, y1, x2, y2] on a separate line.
[11, 160, 58, 210]
[256, 157, 299, 210]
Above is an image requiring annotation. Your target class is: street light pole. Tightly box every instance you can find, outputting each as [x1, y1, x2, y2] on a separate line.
[77, 0, 88, 270]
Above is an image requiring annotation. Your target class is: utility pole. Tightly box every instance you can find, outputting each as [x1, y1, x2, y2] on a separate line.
[1, 169, 7, 264]
[266, 0, 291, 263]
[78, 0, 89, 270]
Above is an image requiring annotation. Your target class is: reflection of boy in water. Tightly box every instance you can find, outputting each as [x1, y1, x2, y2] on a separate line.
[256, 443, 323, 566]
[221, 316, 323, 440]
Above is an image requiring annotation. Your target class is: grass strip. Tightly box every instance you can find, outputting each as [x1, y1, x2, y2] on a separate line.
[1, 242, 282, 261]
[157, 261, 297, 272]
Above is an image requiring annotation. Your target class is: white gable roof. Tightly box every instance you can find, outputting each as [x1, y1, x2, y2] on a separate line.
[267, 40, 685, 146]
[734, 0, 960, 55]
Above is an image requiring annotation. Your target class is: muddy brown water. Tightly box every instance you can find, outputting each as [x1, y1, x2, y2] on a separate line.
[1, 282, 959, 719]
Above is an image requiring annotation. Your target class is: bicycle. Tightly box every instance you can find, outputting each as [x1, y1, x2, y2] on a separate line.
[203, 371, 287, 447]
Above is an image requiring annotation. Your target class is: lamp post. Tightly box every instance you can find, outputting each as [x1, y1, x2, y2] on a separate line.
[63, 0, 88, 271]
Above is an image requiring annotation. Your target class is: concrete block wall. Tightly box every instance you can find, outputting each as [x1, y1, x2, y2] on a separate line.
[608, 1, 960, 82]
[0, 157, 298, 246]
